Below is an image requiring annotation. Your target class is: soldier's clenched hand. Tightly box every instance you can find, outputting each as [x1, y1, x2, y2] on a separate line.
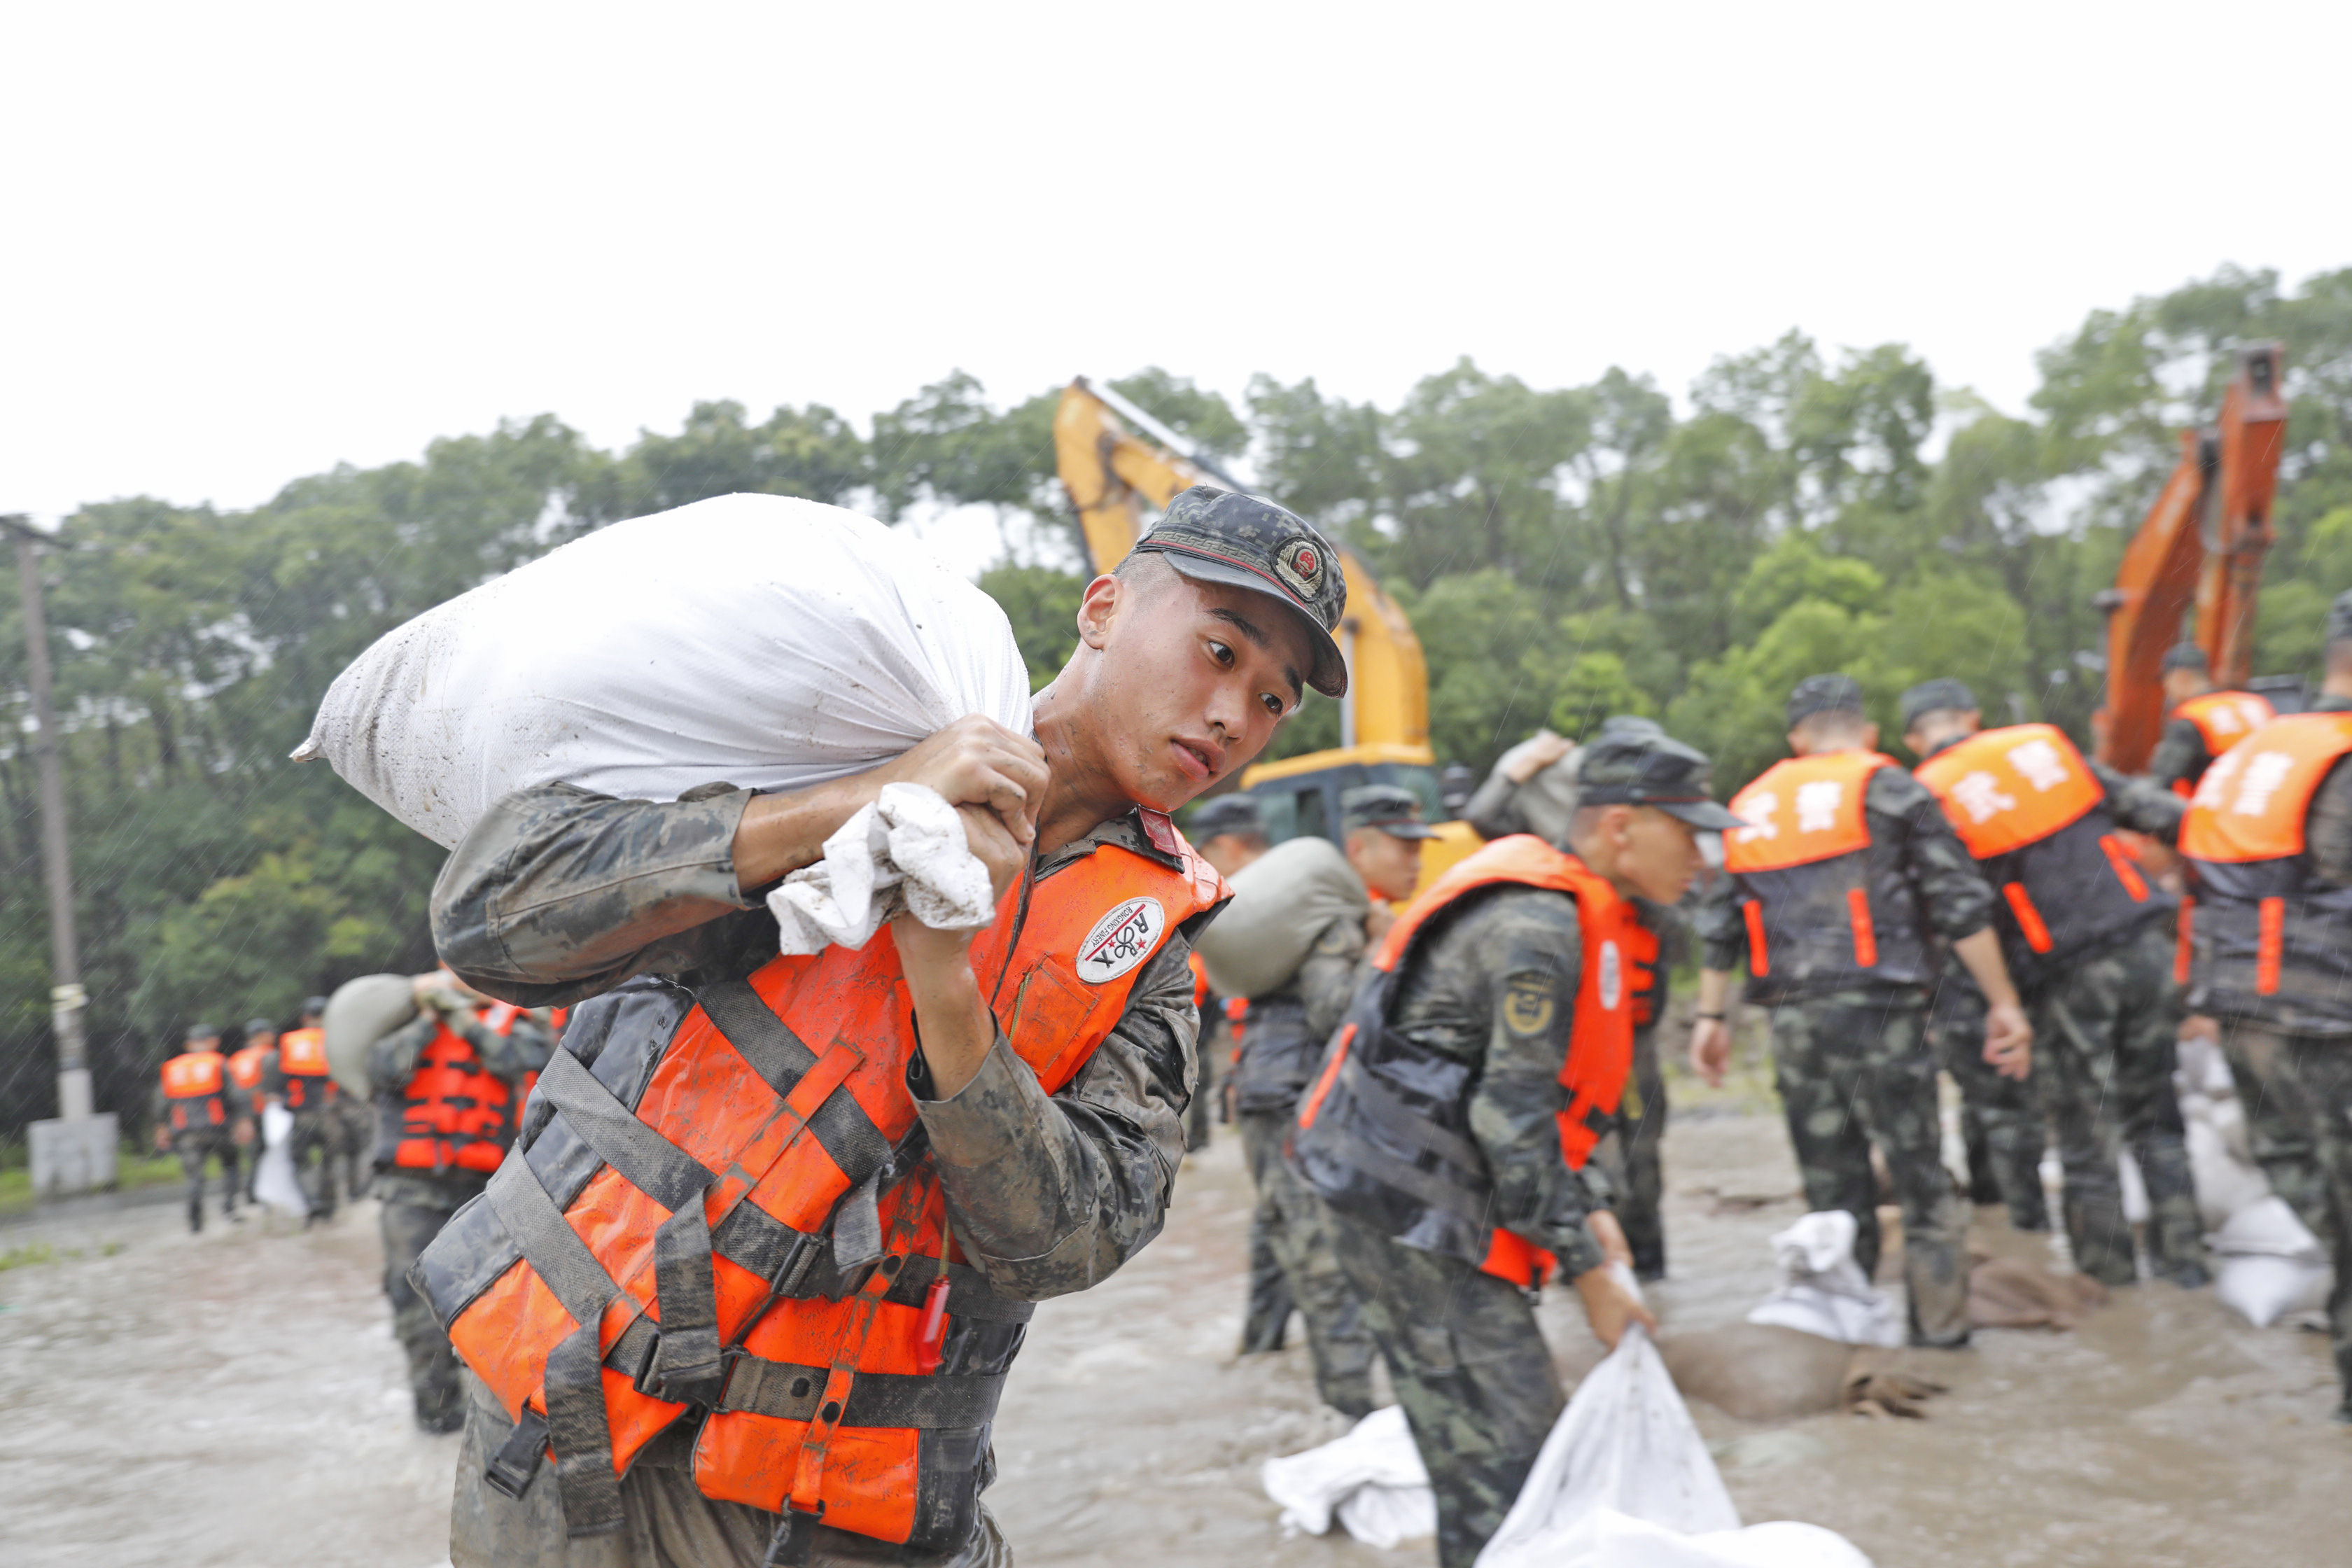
[1982, 1000, 2032, 1081]
[881, 715, 1049, 848]
[1572, 1259, 1656, 1349]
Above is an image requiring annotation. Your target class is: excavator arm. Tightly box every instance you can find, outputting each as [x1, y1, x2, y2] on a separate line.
[2096, 343, 2288, 770]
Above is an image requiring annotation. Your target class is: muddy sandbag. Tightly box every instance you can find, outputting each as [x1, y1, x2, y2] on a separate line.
[1658, 1322, 1859, 1422]
[322, 974, 419, 1098]
[295, 493, 1032, 850]
[1744, 1210, 1903, 1348]
[1967, 1255, 2107, 1329]
[1192, 834, 1368, 999]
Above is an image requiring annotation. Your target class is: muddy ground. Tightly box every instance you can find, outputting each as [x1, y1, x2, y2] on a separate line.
[2, 1112, 2344, 1567]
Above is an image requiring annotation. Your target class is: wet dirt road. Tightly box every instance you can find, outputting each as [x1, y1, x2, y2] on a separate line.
[3, 1115, 2346, 1567]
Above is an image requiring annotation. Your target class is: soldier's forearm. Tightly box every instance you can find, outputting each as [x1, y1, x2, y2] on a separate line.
[1951, 928, 2019, 1009]
[1697, 968, 1734, 1015]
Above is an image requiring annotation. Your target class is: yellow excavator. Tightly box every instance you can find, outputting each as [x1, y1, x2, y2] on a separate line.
[1054, 377, 1482, 889]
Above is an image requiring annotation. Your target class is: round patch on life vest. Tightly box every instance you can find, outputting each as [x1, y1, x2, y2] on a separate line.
[1597, 939, 1623, 1010]
[1076, 896, 1166, 983]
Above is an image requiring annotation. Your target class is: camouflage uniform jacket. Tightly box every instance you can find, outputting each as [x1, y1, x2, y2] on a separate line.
[1696, 764, 1995, 998]
[1365, 884, 1609, 1282]
[1231, 914, 1366, 1115]
[428, 780, 1203, 1299]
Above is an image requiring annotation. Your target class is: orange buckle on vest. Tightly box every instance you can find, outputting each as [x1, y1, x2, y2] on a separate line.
[2175, 897, 2194, 985]
[2256, 897, 2286, 995]
[1742, 899, 1769, 976]
[1296, 1023, 1356, 1131]
[2098, 834, 2151, 902]
[2001, 882, 2054, 954]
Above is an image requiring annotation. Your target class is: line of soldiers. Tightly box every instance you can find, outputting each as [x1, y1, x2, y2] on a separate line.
[153, 975, 553, 1433]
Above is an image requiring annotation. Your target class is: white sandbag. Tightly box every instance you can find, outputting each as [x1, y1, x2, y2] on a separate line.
[1522, 1507, 1876, 1568]
[1192, 834, 1370, 999]
[252, 1105, 308, 1217]
[769, 782, 997, 955]
[1743, 1211, 1903, 1348]
[296, 493, 1033, 850]
[321, 973, 419, 1098]
[1476, 1326, 1740, 1568]
[2213, 1196, 2331, 1327]
[2118, 1149, 2150, 1225]
[2185, 1107, 2269, 1233]
[1262, 1404, 1434, 1546]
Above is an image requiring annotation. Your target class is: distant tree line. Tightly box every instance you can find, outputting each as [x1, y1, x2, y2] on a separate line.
[1, 264, 2347, 1139]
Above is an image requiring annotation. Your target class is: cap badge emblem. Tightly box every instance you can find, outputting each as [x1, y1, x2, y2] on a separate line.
[1274, 539, 1325, 600]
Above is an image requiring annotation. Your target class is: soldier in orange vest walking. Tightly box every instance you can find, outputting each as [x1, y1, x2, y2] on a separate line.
[262, 1011, 344, 1222]
[1901, 679, 2205, 1286]
[365, 974, 553, 1432]
[412, 489, 1343, 1565]
[2183, 591, 2352, 1420]
[1692, 676, 2032, 1347]
[153, 1023, 246, 1232]
[2148, 642, 2276, 797]
[1293, 730, 1715, 1567]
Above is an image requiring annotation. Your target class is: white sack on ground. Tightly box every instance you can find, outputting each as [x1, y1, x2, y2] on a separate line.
[1193, 835, 1371, 999]
[2213, 1196, 2332, 1327]
[1744, 1210, 1904, 1348]
[253, 1105, 307, 1217]
[296, 493, 1034, 851]
[1524, 1508, 1877, 1568]
[769, 783, 996, 954]
[1261, 1404, 1436, 1547]
[1475, 1326, 1738, 1567]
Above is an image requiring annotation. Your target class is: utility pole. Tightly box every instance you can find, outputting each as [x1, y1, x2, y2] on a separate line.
[4, 514, 113, 1196]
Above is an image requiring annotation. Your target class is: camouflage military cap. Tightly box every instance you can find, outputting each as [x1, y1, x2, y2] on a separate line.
[1597, 715, 1666, 741]
[2161, 641, 2210, 673]
[186, 1022, 219, 1043]
[1786, 673, 1865, 728]
[1576, 730, 1742, 830]
[1189, 793, 1266, 839]
[243, 1016, 276, 1037]
[302, 995, 331, 1017]
[1131, 486, 1348, 699]
[1900, 678, 1978, 731]
[2328, 590, 2352, 650]
[1340, 783, 1436, 839]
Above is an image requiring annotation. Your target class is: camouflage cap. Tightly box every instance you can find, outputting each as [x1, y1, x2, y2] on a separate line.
[302, 995, 331, 1017]
[1189, 793, 1266, 839]
[2328, 590, 2352, 650]
[1340, 783, 1437, 839]
[1576, 730, 1742, 830]
[1786, 673, 1865, 728]
[186, 1022, 219, 1043]
[1596, 714, 1666, 741]
[2161, 642, 2211, 673]
[1130, 486, 1349, 699]
[1900, 678, 1979, 732]
[243, 1016, 277, 1037]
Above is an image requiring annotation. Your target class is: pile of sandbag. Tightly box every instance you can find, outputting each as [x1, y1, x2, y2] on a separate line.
[297, 494, 1034, 953]
[2176, 1035, 2332, 1327]
[1191, 834, 1369, 998]
[1743, 1211, 1905, 1348]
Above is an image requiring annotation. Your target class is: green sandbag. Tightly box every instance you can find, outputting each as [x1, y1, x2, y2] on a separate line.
[323, 974, 419, 1098]
[1193, 835, 1369, 999]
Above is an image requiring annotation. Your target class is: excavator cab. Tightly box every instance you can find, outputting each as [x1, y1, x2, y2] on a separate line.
[1053, 377, 1481, 890]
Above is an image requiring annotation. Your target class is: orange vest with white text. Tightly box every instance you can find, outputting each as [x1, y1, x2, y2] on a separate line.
[1290, 835, 1636, 1289]
[160, 1050, 230, 1133]
[227, 1042, 268, 1095]
[1914, 723, 2167, 989]
[1723, 751, 1932, 1000]
[2182, 713, 2352, 1031]
[413, 818, 1224, 1553]
[276, 1026, 336, 1110]
[2176, 690, 2277, 790]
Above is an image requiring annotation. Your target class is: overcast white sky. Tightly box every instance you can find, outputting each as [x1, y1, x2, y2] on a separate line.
[4, 2, 2346, 559]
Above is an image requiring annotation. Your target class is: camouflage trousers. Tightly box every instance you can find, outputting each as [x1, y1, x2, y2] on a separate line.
[2216, 1023, 2352, 1418]
[288, 1110, 340, 1220]
[172, 1130, 241, 1230]
[1928, 981, 2048, 1232]
[1326, 1208, 1563, 1568]
[1590, 1024, 1667, 1278]
[378, 1173, 487, 1430]
[452, 1376, 1011, 1567]
[1767, 992, 1969, 1345]
[332, 1096, 372, 1200]
[1239, 1111, 1377, 1418]
[2033, 924, 2204, 1287]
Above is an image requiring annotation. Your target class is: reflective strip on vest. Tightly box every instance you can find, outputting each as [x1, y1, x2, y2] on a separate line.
[438, 832, 1224, 1548]
[1742, 899, 1769, 976]
[1914, 724, 2101, 859]
[2178, 690, 2277, 758]
[2257, 897, 2286, 995]
[1724, 752, 1889, 873]
[2099, 835, 2152, 902]
[1846, 888, 1877, 967]
[2181, 714, 2352, 862]
[2176, 897, 2195, 986]
[2002, 882, 2054, 953]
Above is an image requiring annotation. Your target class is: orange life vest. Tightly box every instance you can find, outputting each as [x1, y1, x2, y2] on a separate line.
[227, 1043, 269, 1093]
[2183, 713, 2352, 1028]
[1292, 835, 1635, 1290]
[276, 1026, 335, 1110]
[1723, 751, 1931, 998]
[2178, 690, 2277, 764]
[160, 1049, 230, 1132]
[424, 820, 1223, 1550]
[1913, 723, 2166, 986]
[390, 1017, 518, 1175]
[1627, 917, 1661, 1029]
